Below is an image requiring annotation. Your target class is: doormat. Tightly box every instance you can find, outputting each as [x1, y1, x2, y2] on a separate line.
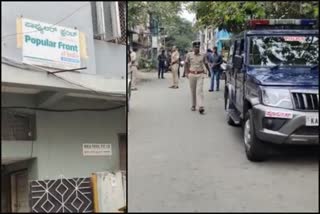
[30, 177, 93, 213]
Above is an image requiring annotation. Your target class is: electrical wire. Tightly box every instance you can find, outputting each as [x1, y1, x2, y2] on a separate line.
[28, 63, 125, 105]
[2, 105, 125, 112]
[1, 2, 90, 40]
[2, 56, 43, 72]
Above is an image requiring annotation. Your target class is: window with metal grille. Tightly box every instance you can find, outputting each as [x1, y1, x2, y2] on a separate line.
[91, 1, 126, 45]
[118, 1, 126, 45]
[1, 110, 36, 141]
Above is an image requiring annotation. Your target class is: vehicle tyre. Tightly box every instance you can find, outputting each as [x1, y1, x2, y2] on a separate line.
[225, 92, 236, 126]
[244, 110, 268, 162]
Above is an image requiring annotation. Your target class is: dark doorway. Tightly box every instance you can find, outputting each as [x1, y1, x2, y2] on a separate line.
[118, 134, 127, 172]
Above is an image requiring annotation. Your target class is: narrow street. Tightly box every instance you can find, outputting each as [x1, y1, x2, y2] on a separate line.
[128, 71, 318, 212]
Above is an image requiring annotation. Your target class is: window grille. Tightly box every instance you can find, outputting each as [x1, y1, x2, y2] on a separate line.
[1, 110, 36, 141]
[91, 1, 126, 45]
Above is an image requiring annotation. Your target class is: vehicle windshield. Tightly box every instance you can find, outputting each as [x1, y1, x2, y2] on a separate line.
[249, 35, 319, 66]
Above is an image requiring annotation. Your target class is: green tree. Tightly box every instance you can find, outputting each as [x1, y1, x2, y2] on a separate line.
[163, 16, 196, 53]
[128, 2, 183, 29]
[190, 1, 319, 34]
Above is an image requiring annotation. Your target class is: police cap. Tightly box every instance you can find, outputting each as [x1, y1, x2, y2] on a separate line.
[192, 41, 200, 48]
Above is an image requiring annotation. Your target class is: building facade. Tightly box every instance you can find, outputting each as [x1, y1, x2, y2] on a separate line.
[1, 2, 126, 212]
[199, 26, 232, 56]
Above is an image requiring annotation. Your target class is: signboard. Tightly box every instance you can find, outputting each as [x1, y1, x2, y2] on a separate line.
[265, 111, 293, 119]
[21, 18, 81, 69]
[283, 36, 305, 42]
[83, 144, 112, 156]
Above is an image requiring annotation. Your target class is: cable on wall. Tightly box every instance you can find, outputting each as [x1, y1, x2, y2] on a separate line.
[2, 57, 126, 106]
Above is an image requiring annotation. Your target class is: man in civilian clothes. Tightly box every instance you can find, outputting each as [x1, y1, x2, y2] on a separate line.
[209, 46, 223, 92]
[158, 49, 167, 79]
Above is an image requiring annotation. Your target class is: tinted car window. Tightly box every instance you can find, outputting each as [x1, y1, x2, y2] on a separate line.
[249, 35, 319, 66]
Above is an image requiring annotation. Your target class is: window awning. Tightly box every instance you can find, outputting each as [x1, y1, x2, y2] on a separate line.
[1, 157, 36, 165]
[1, 63, 126, 102]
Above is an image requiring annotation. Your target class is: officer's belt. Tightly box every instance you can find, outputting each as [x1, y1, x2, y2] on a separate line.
[189, 70, 204, 74]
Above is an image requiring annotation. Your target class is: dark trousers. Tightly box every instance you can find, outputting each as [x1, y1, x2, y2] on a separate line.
[207, 64, 211, 77]
[158, 62, 165, 78]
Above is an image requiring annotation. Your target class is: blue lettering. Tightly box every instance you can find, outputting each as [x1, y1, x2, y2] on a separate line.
[25, 35, 31, 43]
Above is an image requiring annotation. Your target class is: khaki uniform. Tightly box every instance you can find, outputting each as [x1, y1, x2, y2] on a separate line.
[171, 50, 180, 87]
[185, 52, 207, 108]
[130, 51, 138, 89]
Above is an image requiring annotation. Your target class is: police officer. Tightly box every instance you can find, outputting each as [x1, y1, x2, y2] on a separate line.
[169, 46, 180, 89]
[130, 48, 138, 90]
[185, 41, 207, 114]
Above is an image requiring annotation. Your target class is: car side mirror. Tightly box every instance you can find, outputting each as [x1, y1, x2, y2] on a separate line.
[233, 55, 243, 69]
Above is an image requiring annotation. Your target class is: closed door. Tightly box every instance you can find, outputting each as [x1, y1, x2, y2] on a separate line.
[11, 171, 29, 212]
[119, 134, 127, 171]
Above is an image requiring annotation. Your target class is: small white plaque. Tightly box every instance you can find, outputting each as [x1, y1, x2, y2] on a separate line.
[83, 144, 112, 156]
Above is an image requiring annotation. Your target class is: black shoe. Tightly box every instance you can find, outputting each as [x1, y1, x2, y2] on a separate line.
[216, 89, 220, 91]
[199, 107, 205, 114]
[208, 89, 213, 92]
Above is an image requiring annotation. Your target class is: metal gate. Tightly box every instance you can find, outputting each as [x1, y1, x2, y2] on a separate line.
[29, 177, 93, 213]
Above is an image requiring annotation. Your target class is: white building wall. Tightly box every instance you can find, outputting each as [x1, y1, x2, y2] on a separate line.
[2, 93, 126, 180]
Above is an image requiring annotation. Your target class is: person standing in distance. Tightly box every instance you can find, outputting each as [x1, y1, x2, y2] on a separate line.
[209, 46, 223, 92]
[169, 46, 180, 89]
[157, 49, 167, 79]
[205, 48, 213, 77]
[130, 48, 138, 91]
[185, 41, 207, 114]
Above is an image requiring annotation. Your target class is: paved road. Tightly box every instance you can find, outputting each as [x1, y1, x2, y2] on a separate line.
[128, 71, 318, 212]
